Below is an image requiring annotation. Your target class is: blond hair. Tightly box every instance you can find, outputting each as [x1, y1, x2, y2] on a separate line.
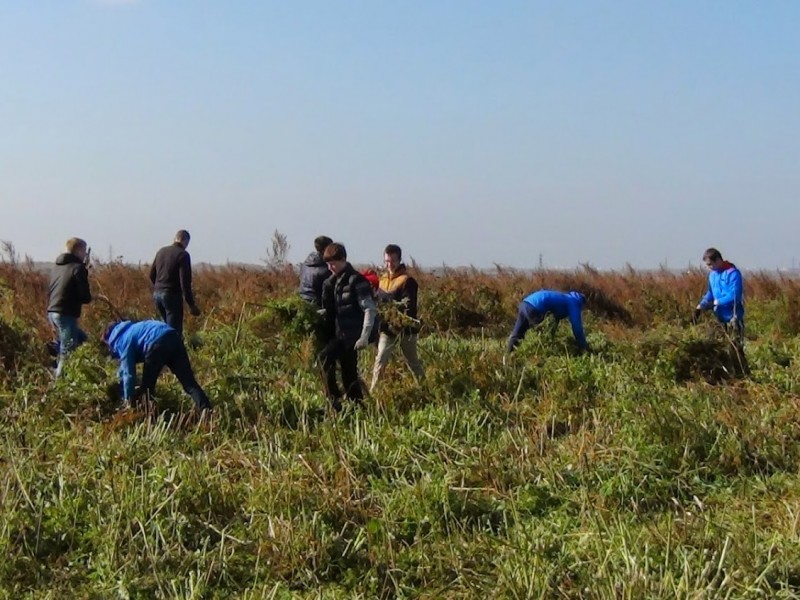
[65, 237, 87, 254]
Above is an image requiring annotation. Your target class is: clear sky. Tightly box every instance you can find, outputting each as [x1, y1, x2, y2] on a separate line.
[1, 1, 798, 270]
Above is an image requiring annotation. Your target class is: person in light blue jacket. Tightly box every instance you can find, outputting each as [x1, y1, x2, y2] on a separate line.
[693, 247, 744, 325]
[507, 290, 588, 352]
[102, 320, 212, 411]
[693, 247, 748, 375]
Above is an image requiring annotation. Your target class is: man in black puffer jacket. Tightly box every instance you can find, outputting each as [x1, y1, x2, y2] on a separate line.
[298, 235, 333, 306]
[47, 237, 92, 377]
[319, 242, 377, 412]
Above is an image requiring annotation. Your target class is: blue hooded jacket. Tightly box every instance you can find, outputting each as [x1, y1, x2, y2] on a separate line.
[523, 290, 587, 348]
[105, 320, 176, 400]
[698, 262, 744, 323]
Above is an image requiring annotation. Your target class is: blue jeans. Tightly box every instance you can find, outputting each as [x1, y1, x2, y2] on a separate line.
[507, 301, 546, 352]
[140, 330, 211, 409]
[48, 313, 87, 377]
[153, 291, 185, 335]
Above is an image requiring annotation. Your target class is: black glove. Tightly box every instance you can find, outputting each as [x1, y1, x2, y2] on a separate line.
[691, 307, 702, 324]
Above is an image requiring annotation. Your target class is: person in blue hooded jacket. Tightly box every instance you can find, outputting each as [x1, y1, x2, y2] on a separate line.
[693, 248, 744, 325]
[507, 290, 588, 352]
[692, 247, 748, 375]
[102, 320, 211, 411]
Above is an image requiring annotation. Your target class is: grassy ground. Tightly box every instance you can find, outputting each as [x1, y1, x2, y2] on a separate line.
[1, 260, 800, 598]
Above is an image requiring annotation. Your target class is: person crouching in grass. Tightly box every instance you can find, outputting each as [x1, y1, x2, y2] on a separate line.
[102, 319, 212, 412]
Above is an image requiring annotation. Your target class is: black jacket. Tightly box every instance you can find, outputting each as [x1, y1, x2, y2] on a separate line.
[47, 253, 92, 317]
[321, 263, 373, 346]
[298, 251, 329, 306]
[149, 243, 196, 306]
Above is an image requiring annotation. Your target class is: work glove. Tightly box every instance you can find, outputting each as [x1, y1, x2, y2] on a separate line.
[189, 304, 202, 317]
[354, 335, 370, 350]
[691, 307, 702, 324]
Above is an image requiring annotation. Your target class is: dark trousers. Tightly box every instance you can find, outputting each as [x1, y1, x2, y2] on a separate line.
[507, 301, 546, 352]
[141, 330, 211, 409]
[318, 338, 363, 410]
[153, 291, 184, 335]
[723, 319, 750, 376]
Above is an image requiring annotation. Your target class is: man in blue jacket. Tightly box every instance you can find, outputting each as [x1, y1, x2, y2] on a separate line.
[693, 247, 748, 374]
[507, 290, 588, 352]
[102, 320, 212, 411]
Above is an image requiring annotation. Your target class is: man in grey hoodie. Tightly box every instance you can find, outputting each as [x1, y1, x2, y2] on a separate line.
[298, 235, 333, 306]
[46, 237, 92, 377]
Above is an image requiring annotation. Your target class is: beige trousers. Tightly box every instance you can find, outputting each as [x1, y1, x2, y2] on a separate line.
[370, 332, 425, 391]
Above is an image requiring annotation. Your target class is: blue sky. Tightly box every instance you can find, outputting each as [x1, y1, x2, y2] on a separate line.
[1, 1, 798, 269]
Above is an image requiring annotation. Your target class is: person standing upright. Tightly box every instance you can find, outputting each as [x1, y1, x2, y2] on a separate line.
[370, 244, 425, 391]
[298, 235, 333, 306]
[319, 242, 377, 412]
[693, 247, 748, 375]
[47, 237, 92, 377]
[149, 230, 200, 336]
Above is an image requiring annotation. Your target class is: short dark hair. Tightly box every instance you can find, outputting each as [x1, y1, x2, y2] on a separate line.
[323, 242, 347, 262]
[175, 230, 191, 244]
[384, 244, 402, 259]
[314, 236, 333, 253]
[703, 248, 722, 262]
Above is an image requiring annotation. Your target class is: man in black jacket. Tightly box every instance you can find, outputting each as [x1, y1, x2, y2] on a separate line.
[149, 230, 200, 336]
[319, 242, 377, 412]
[298, 235, 333, 306]
[47, 237, 92, 377]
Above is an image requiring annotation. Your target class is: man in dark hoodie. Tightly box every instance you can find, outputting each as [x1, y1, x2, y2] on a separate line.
[47, 237, 92, 377]
[298, 235, 333, 306]
[149, 230, 200, 336]
[319, 242, 377, 412]
[102, 319, 212, 411]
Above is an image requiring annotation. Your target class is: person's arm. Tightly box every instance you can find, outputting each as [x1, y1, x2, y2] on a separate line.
[355, 281, 377, 349]
[117, 343, 138, 400]
[697, 277, 714, 310]
[402, 278, 419, 320]
[179, 252, 197, 308]
[149, 260, 157, 285]
[77, 265, 92, 305]
[568, 304, 588, 349]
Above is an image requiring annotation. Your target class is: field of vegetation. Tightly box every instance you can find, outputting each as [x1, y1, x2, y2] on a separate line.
[2, 248, 800, 598]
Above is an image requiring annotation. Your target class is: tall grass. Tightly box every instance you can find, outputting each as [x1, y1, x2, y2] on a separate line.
[1, 260, 800, 597]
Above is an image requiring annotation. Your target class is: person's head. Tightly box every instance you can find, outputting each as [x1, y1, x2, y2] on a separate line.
[175, 230, 191, 249]
[323, 242, 347, 275]
[65, 237, 88, 261]
[702, 248, 725, 271]
[314, 235, 333, 253]
[384, 244, 402, 274]
[101, 320, 122, 357]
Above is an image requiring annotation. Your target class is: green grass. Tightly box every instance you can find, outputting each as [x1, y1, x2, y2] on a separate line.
[2, 308, 800, 598]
